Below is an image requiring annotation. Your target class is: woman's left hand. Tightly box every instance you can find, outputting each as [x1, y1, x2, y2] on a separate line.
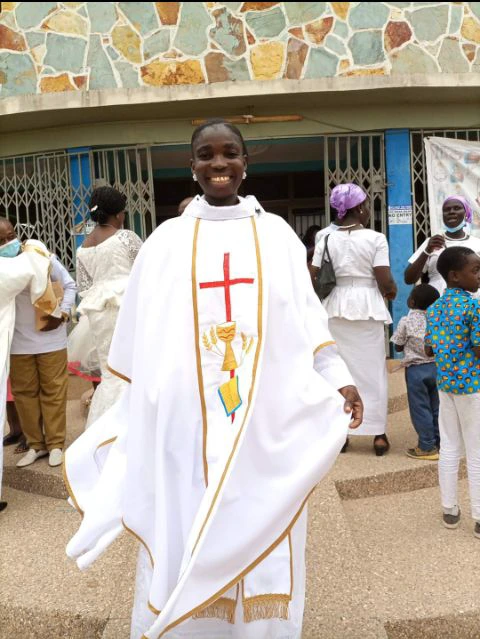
[338, 385, 363, 429]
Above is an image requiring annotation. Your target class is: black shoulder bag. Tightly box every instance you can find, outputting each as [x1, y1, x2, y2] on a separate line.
[314, 234, 336, 300]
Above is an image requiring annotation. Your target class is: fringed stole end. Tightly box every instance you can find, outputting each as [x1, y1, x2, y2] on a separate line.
[193, 597, 236, 624]
[243, 594, 290, 623]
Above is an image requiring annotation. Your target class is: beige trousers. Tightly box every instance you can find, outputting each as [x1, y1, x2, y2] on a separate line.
[10, 349, 68, 451]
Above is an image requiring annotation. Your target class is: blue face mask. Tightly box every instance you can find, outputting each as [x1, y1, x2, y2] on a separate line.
[443, 220, 466, 233]
[0, 238, 21, 258]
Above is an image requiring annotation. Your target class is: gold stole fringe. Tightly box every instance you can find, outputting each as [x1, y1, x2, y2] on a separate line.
[242, 594, 290, 623]
[193, 597, 236, 624]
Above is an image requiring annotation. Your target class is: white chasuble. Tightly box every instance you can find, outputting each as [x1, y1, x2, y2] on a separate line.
[65, 196, 352, 639]
[0, 242, 56, 498]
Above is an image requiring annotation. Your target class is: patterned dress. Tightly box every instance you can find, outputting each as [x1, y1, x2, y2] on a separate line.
[76, 230, 142, 427]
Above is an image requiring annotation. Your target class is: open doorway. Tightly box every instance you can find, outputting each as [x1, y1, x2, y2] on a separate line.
[151, 135, 385, 243]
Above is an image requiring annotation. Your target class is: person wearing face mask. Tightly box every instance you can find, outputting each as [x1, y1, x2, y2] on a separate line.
[74, 186, 142, 427]
[311, 184, 397, 456]
[0, 218, 60, 512]
[6, 219, 77, 469]
[405, 196, 480, 295]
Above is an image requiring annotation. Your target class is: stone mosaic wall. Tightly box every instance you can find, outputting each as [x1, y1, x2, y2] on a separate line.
[1, 2, 480, 98]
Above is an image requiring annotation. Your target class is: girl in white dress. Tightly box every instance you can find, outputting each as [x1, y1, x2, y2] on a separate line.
[75, 187, 142, 427]
[405, 196, 480, 294]
[311, 184, 397, 455]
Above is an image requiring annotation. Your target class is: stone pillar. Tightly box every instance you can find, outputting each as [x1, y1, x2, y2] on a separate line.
[385, 129, 415, 356]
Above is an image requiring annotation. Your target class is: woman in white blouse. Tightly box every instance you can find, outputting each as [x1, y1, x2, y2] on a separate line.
[76, 186, 143, 427]
[311, 184, 397, 455]
[405, 195, 480, 294]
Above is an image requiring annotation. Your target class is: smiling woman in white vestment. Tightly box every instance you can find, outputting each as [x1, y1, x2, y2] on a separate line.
[311, 184, 397, 456]
[64, 120, 364, 639]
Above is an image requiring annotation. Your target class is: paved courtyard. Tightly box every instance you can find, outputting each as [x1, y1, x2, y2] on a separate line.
[1, 368, 478, 638]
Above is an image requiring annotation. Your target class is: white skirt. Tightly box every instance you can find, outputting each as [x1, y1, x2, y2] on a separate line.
[328, 318, 388, 436]
[130, 510, 308, 639]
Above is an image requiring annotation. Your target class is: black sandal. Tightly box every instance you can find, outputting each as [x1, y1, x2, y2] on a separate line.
[373, 434, 390, 457]
[3, 433, 22, 447]
[0, 502, 7, 513]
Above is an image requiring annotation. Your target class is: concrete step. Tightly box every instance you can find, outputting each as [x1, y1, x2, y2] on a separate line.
[331, 407, 466, 500]
[0, 484, 385, 639]
[0, 487, 135, 639]
[342, 480, 480, 639]
[3, 399, 84, 500]
[3, 367, 409, 502]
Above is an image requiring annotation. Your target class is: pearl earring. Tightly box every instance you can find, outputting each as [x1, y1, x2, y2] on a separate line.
[192, 173, 198, 182]
[242, 171, 247, 180]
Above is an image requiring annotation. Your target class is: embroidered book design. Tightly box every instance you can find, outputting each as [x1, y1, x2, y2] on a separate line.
[200, 253, 255, 420]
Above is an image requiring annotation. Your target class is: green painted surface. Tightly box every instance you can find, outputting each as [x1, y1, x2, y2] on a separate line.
[349, 2, 389, 29]
[349, 31, 385, 65]
[87, 2, 117, 33]
[15, 2, 57, 30]
[114, 61, 140, 88]
[246, 7, 286, 39]
[118, 2, 159, 36]
[44, 33, 87, 74]
[88, 35, 117, 89]
[406, 5, 449, 42]
[0, 52, 36, 97]
[25, 32, 46, 48]
[304, 47, 339, 78]
[284, 2, 326, 25]
[144, 30, 170, 60]
[174, 3, 213, 56]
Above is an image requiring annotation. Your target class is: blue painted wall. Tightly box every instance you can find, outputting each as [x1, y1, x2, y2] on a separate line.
[385, 129, 415, 351]
[68, 147, 92, 248]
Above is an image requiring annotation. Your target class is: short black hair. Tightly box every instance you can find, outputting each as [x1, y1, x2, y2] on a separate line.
[436, 246, 475, 282]
[191, 118, 248, 157]
[409, 283, 440, 310]
[89, 186, 126, 225]
[0, 216, 13, 228]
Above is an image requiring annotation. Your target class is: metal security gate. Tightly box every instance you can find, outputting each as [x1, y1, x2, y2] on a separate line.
[324, 133, 386, 235]
[411, 129, 480, 248]
[0, 146, 155, 272]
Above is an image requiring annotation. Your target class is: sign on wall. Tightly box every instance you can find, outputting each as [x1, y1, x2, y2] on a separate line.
[425, 136, 480, 236]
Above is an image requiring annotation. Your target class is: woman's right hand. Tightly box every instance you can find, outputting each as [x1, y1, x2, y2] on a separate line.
[426, 234, 445, 253]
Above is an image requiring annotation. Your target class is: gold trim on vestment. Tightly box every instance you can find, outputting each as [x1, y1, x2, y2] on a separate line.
[313, 340, 336, 356]
[62, 460, 84, 517]
[122, 519, 155, 568]
[243, 594, 290, 622]
[154, 216, 265, 638]
[156, 488, 315, 639]
[288, 531, 294, 599]
[107, 364, 131, 384]
[193, 596, 236, 624]
[95, 437, 117, 452]
[191, 218, 209, 487]
[191, 215, 263, 556]
[148, 600, 161, 615]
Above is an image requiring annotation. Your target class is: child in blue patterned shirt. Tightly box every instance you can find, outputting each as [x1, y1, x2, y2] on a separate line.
[425, 246, 480, 538]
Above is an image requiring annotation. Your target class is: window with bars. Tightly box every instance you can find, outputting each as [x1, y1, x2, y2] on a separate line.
[410, 129, 480, 249]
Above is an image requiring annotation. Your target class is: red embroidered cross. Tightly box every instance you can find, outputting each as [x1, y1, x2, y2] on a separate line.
[199, 253, 254, 322]
[200, 253, 254, 421]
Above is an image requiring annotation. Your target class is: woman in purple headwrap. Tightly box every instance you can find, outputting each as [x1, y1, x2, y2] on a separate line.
[311, 184, 397, 455]
[405, 195, 480, 294]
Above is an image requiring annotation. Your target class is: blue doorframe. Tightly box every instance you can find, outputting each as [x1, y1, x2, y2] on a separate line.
[68, 146, 92, 248]
[385, 129, 415, 352]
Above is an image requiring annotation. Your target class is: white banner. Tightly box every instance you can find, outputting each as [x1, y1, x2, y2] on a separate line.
[424, 136, 480, 237]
